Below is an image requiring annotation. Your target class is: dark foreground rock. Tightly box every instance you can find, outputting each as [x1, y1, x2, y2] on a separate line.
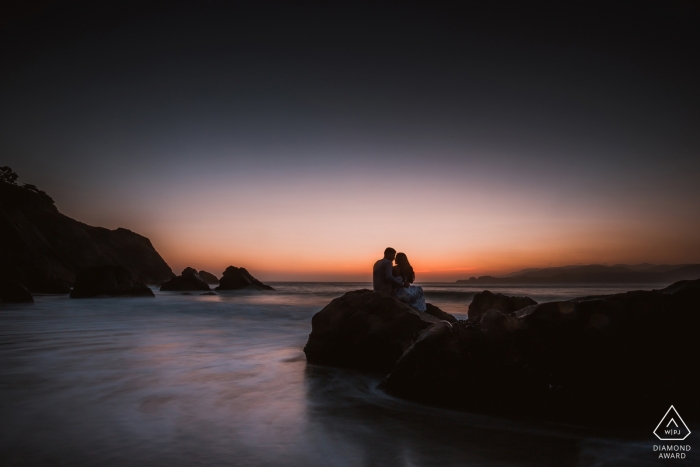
[0, 179, 174, 293]
[160, 267, 211, 291]
[425, 303, 457, 323]
[467, 290, 537, 321]
[215, 266, 274, 291]
[198, 270, 219, 284]
[0, 281, 33, 303]
[70, 266, 155, 298]
[382, 279, 700, 423]
[304, 290, 447, 372]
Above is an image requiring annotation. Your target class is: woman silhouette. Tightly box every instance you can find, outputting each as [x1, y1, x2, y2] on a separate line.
[392, 252, 426, 311]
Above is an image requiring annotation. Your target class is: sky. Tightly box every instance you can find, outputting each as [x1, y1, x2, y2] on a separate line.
[2, 0, 699, 281]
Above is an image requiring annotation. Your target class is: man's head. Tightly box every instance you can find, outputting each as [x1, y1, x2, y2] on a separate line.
[383, 247, 396, 261]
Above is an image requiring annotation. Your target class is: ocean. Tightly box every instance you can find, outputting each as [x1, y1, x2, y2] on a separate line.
[0, 283, 687, 466]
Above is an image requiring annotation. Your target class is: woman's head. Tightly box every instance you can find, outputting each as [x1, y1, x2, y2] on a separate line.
[395, 253, 410, 268]
[395, 253, 414, 282]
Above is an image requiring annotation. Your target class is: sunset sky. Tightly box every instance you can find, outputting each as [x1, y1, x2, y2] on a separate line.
[2, 1, 699, 281]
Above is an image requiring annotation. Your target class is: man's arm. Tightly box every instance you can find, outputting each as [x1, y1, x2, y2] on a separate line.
[384, 262, 404, 286]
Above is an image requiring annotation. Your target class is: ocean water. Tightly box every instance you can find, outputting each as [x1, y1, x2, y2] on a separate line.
[0, 283, 688, 466]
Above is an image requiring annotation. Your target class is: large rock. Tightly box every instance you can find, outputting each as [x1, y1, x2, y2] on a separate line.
[160, 267, 211, 291]
[425, 303, 457, 323]
[198, 270, 219, 284]
[383, 279, 700, 423]
[70, 265, 155, 298]
[467, 290, 537, 321]
[0, 280, 33, 303]
[215, 266, 273, 291]
[304, 289, 443, 372]
[0, 180, 174, 293]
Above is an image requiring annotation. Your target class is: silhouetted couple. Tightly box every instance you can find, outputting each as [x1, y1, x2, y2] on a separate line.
[372, 247, 426, 312]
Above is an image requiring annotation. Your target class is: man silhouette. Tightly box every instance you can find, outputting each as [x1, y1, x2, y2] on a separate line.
[373, 247, 409, 294]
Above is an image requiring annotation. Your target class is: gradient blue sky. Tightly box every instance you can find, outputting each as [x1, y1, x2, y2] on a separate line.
[2, 1, 699, 280]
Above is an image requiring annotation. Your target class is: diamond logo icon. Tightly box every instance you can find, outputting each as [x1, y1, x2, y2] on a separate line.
[654, 405, 691, 441]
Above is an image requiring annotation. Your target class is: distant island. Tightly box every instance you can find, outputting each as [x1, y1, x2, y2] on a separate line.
[458, 263, 700, 284]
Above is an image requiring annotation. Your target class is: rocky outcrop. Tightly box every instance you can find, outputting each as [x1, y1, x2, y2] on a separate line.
[160, 267, 211, 291]
[0, 280, 33, 303]
[425, 303, 457, 323]
[0, 180, 174, 293]
[198, 270, 219, 284]
[70, 265, 155, 298]
[304, 290, 444, 372]
[215, 266, 274, 291]
[660, 278, 700, 294]
[382, 279, 700, 423]
[467, 290, 537, 321]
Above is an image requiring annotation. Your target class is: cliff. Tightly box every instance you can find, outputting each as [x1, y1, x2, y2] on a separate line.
[0, 180, 174, 292]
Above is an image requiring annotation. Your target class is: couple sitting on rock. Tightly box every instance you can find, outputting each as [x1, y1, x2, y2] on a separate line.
[372, 247, 426, 312]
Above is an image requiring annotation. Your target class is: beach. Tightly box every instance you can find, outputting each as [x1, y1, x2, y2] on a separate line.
[0, 283, 680, 466]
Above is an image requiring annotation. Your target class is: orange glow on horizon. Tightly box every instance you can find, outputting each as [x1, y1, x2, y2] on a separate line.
[57, 160, 700, 282]
[151, 222, 700, 282]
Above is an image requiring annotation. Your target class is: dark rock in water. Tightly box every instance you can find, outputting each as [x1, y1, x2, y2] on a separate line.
[198, 270, 219, 284]
[0, 280, 34, 303]
[303, 289, 441, 372]
[10, 272, 71, 294]
[380, 320, 462, 397]
[160, 267, 211, 291]
[200, 291, 217, 296]
[467, 290, 537, 321]
[215, 266, 273, 291]
[424, 303, 457, 323]
[383, 278, 700, 423]
[0, 180, 174, 293]
[70, 265, 154, 298]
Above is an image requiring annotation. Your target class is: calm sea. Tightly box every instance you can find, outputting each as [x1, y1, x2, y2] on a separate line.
[0, 283, 684, 466]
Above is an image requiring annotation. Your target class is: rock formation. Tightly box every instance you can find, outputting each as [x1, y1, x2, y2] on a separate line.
[303, 289, 448, 372]
[382, 279, 700, 423]
[425, 303, 457, 323]
[0, 179, 174, 293]
[70, 265, 155, 298]
[215, 266, 274, 291]
[198, 270, 220, 284]
[0, 280, 34, 303]
[467, 290, 537, 321]
[160, 267, 211, 291]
